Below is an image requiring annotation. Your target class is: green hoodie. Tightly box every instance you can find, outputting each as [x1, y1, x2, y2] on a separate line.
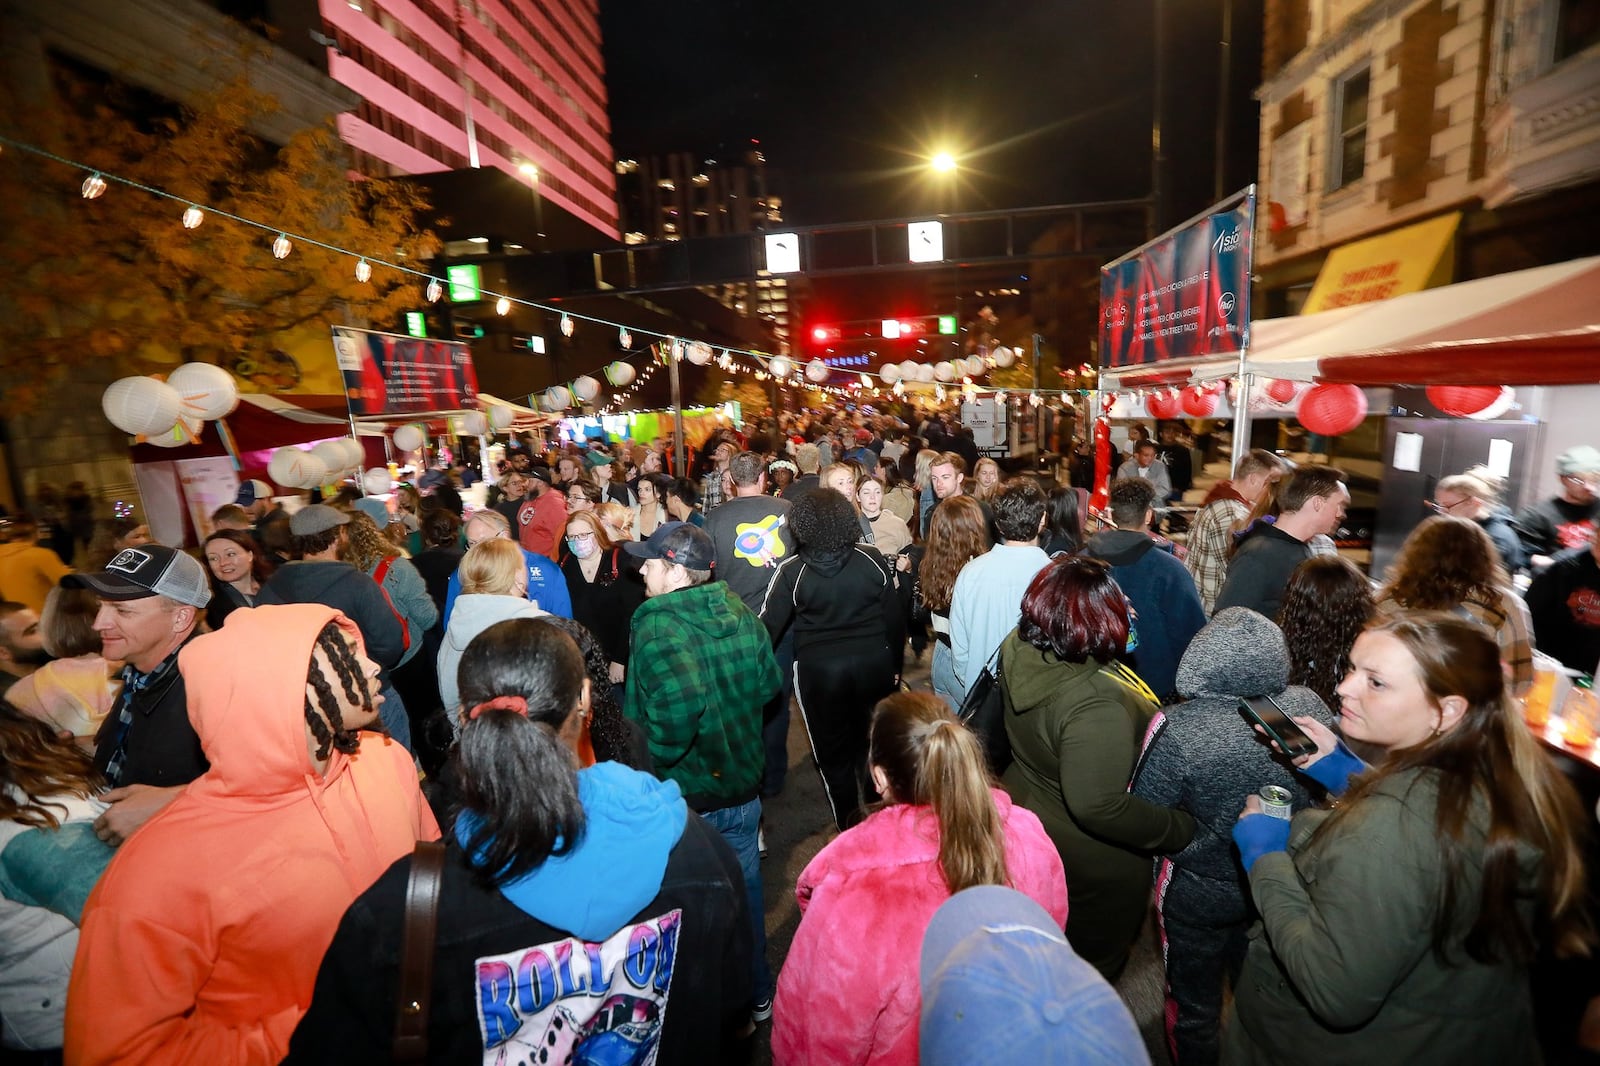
[1000, 629, 1195, 977]
[624, 580, 781, 811]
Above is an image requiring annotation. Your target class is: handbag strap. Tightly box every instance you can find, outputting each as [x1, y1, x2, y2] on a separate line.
[392, 840, 446, 1062]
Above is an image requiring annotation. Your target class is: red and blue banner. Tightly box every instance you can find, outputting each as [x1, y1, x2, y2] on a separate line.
[332, 326, 480, 416]
[1099, 189, 1255, 369]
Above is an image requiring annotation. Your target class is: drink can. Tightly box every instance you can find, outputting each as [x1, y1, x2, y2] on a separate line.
[1259, 785, 1293, 820]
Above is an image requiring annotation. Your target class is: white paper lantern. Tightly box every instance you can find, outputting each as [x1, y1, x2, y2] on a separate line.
[458, 411, 488, 437]
[362, 467, 392, 495]
[933, 361, 956, 382]
[879, 363, 901, 384]
[166, 362, 239, 421]
[572, 375, 602, 402]
[769, 355, 793, 379]
[311, 440, 349, 473]
[686, 341, 713, 366]
[338, 438, 367, 471]
[269, 447, 320, 489]
[805, 359, 829, 383]
[899, 360, 920, 380]
[147, 416, 203, 449]
[914, 363, 936, 383]
[964, 355, 986, 377]
[993, 346, 1018, 369]
[392, 424, 424, 452]
[102, 376, 183, 437]
[488, 403, 515, 430]
[605, 361, 636, 387]
[543, 385, 572, 411]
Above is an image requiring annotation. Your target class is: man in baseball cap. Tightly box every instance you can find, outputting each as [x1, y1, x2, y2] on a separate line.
[920, 885, 1149, 1065]
[65, 545, 213, 845]
[623, 519, 782, 1024]
[1516, 444, 1600, 568]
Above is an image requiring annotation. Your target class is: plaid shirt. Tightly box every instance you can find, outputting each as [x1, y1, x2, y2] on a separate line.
[701, 468, 728, 512]
[624, 580, 781, 810]
[102, 651, 180, 788]
[1377, 591, 1535, 697]
[1185, 495, 1249, 615]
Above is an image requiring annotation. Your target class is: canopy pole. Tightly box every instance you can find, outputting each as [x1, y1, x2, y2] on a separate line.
[668, 340, 685, 476]
[1230, 352, 1252, 478]
[349, 411, 368, 496]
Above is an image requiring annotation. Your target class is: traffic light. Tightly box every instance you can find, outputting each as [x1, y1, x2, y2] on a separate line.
[453, 321, 486, 340]
[938, 315, 958, 335]
[810, 325, 842, 344]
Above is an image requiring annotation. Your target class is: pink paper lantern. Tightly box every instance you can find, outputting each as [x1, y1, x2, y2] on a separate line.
[1180, 385, 1218, 417]
[1297, 384, 1368, 436]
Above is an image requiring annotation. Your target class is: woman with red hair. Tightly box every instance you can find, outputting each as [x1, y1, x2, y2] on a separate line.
[1000, 554, 1195, 979]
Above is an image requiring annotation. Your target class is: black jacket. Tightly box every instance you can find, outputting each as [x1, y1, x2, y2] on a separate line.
[760, 544, 904, 674]
[284, 815, 752, 1065]
[557, 546, 646, 666]
[91, 640, 207, 789]
[1211, 523, 1312, 620]
[257, 561, 406, 672]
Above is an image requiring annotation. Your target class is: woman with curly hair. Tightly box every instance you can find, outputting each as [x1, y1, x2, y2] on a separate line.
[536, 615, 652, 773]
[1278, 555, 1375, 713]
[761, 488, 904, 830]
[341, 511, 436, 669]
[917, 496, 992, 707]
[0, 702, 111, 1051]
[1376, 515, 1534, 695]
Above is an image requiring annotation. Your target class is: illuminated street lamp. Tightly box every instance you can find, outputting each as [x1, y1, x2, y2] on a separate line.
[929, 151, 957, 174]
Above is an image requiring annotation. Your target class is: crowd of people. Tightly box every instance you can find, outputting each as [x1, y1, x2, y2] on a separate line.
[2, 404, 1599, 1064]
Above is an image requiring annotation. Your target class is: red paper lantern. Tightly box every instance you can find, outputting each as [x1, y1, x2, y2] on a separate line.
[1265, 378, 1298, 404]
[1147, 389, 1183, 419]
[1181, 385, 1218, 417]
[1297, 384, 1368, 436]
[1425, 385, 1504, 418]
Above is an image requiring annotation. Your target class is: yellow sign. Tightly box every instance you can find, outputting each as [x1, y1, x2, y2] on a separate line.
[1301, 212, 1460, 315]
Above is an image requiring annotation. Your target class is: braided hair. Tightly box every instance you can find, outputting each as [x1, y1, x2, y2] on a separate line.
[304, 622, 376, 761]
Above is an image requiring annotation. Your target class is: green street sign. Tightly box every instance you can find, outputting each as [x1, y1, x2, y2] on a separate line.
[938, 315, 958, 335]
[446, 263, 482, 303]
[404, 311, 427, 338]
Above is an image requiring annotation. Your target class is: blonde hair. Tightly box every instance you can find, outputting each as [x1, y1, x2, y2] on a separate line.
[870, 692, 1007, 894]
[972, 458, 1002, 501]
[594, 502, 632, 536]
[460, 539, 525, 595]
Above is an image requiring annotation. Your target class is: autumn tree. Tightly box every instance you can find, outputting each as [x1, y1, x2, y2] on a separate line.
[0, 49, 439, 407]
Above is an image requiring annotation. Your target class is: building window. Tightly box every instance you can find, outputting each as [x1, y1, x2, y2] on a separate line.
[1555, 0, 1600, 61]
[1330, 66, 1370, 190]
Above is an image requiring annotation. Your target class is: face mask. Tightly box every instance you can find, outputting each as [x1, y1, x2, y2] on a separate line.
[567, 536, 598, 560]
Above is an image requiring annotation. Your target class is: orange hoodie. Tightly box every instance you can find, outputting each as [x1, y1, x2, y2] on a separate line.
[64, 604, 439, 1065]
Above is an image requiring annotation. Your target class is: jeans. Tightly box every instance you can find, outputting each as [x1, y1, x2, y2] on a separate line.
[762, 629, 796, 798]
[931, 642, 961, 711]
[377, 680, 413, 753]
[701, 797, 772, 1003]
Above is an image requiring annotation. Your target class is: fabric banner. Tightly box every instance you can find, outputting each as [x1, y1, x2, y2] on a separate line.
[1099, 190, 1255, 369]
[331, 326, 480, 416]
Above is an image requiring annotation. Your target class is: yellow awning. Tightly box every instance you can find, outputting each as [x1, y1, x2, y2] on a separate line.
[1301, 212, 1460, 315]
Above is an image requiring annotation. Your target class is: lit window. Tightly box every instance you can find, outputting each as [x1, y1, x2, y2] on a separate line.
[692, 174, 710, 186]
[1330, 66, 1370, 190]
[657, 179, 676, 191]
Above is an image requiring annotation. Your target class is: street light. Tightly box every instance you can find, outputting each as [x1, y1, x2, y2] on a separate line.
[517, 161, 546, 247]
[929, 151, 957, 174]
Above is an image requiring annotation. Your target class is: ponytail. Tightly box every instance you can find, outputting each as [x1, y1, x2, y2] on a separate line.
[870, 693, 1008, 894]
[453, 618, 588, 888]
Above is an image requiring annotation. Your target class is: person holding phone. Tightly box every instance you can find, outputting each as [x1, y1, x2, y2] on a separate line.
[1226, 613, 1592, 1065]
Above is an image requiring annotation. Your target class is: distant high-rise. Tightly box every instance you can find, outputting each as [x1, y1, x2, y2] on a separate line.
[306, 0, 618, 237]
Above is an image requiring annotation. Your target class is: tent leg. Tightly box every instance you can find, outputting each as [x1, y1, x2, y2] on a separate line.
[1230, 370, 1253, 478]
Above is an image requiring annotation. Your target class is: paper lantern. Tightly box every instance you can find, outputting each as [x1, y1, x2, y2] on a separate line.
[964, 355, 986, 377]
[1297, 383, 1368, 436]
[269, 448, 321, 489]
[362, 467, 392, 495]
[879, 363, 901, 384]
[572, 375, 602, 402]
[805, 359, 829, 383]
[311, 440, 349, 473]
[1265, 378, 1299, 404]
[605, 361, 636, 387]
[1425, 385, 1504, 418]
[392, 424, 424, 452]
[1146, 389, 1183, 420]
[338, 438, 367, 471]
[933, 361, 956, 382]
[488, 404, 515, 430]
[914, 363, 936, 383]
[1466, 386, 1516, 420]
[1181, 384, 1218, 418]
[543, 385, 572, 411]
[102, 376, 182, 437]
[769, 355, 792, 379]
[166, 362, 239, 421]
[147, 416, 203, 449]
[458, 411, 488, 437]
[686, 341, 713, 365]
[993, 346, 1018, 369]
[899, 360, 920, 380]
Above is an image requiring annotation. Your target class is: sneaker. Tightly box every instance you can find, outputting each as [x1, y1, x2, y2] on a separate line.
[751, 996, 773, 1023]
[758, 823, 768, 859]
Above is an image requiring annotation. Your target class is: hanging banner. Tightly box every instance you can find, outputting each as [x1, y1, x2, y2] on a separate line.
[1098, 187, 1255, 370]
[331, 326, 480, 416]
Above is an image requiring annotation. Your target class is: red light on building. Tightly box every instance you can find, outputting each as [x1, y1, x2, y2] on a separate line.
[811, 325, 841, 343]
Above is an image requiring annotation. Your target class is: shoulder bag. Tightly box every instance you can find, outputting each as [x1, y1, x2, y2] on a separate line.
[958, 644, 1013, 777]
[392, 839, 446, 1062]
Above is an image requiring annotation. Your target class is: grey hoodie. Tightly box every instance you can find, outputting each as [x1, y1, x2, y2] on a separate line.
[435, 594, 547, 714]
[1131, 608, 1336, 892]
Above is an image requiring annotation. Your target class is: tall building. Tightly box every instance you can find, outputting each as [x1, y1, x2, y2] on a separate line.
[286, 0, 619, 237]
[1254, 0, 1600, 315]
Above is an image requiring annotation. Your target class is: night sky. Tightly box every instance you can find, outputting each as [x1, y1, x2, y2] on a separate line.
[600, 0, 1264, 227]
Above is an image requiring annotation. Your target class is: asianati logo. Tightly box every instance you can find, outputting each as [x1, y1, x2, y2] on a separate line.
[1212, 226, 1244, 254]
[475, 909, 681, 1065]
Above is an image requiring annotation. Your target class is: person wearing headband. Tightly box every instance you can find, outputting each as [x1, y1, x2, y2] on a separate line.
[289, 617, 755, 1064]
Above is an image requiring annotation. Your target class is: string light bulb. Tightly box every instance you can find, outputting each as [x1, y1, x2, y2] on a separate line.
[182, 205, 203, 229]
[354, 258, 372, 283]
[81, 172, 106, 199]
[272, 233, 292, 259]
[425, 277, 442, 302]
[560, 313, 574, 337]
[619, 327, 632, 349]
[495, 296, 511, 315]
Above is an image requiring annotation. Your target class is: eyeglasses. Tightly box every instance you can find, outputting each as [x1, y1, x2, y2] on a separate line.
[1427, 497, 1471, 514]
[566, 532, 596, 544]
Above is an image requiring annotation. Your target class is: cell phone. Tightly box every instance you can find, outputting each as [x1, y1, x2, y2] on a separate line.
[1239, 695, 1318, 758]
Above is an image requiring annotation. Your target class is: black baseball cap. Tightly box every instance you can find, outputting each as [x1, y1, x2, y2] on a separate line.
[623, 522, 715, 571]
[64, 544, 212, 608]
